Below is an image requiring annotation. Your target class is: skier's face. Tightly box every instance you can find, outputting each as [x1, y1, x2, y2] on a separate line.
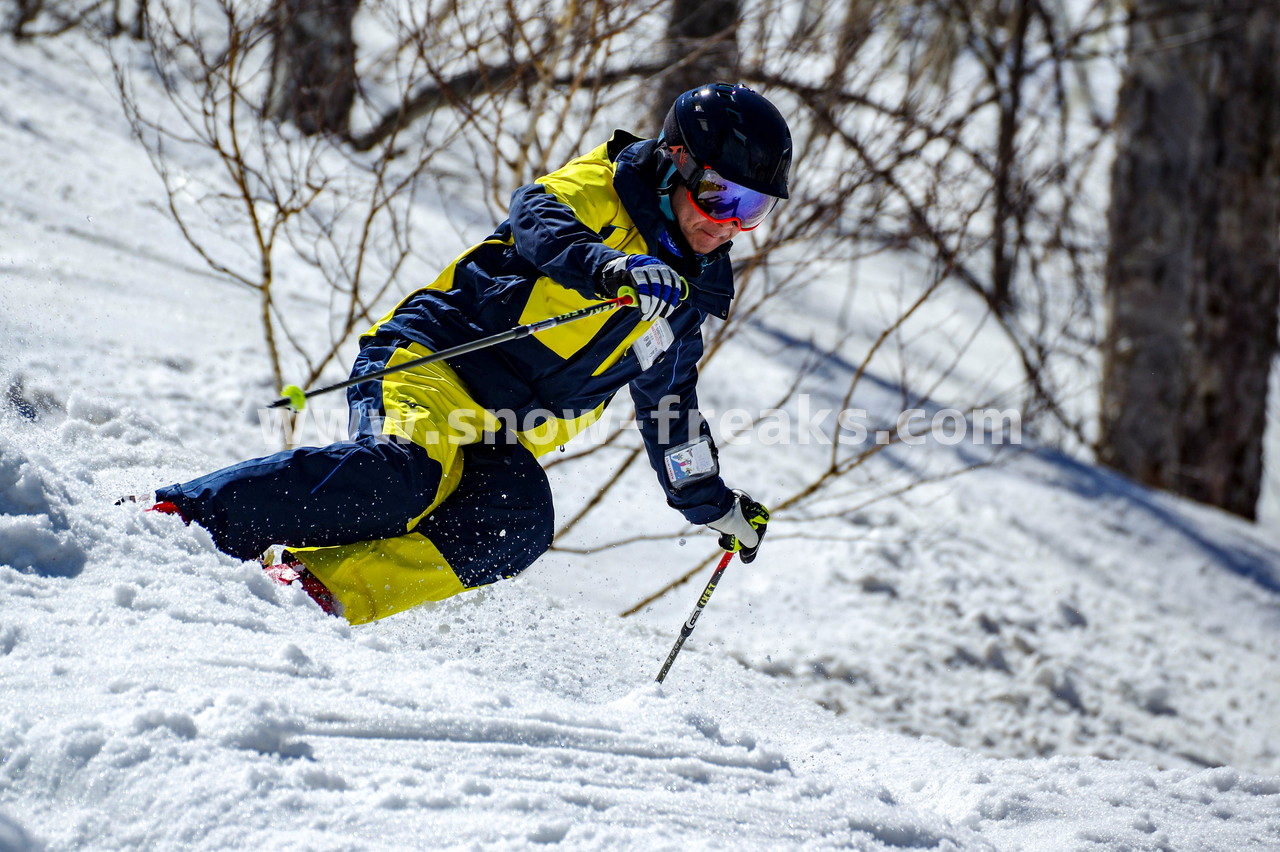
[672, 189, 740, 255]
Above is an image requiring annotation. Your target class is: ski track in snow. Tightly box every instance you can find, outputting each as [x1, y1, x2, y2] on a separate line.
[2, 27, 1280, 852]
[0, 425, 1276, 850]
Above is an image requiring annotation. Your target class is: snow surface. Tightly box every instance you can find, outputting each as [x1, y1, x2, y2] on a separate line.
[3, 28, 1280, 852]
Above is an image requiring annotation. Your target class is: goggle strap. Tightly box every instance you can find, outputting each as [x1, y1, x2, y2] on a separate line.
[664, 143, 701, 186]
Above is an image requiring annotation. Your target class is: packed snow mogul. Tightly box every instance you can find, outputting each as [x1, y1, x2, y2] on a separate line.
[146, 83, 787, 623]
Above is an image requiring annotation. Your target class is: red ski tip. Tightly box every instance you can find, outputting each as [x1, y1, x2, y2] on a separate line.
[147, 501, 190, 524]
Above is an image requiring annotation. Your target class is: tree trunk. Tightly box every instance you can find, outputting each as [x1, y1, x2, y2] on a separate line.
[267, 0, 360, 137]
[651, 0, 741, 130]
[1099, 1, 1207, 489]
[1177, 4, 1280, 518]
[1100, 1, 1280, 520]
[990, 0, 1032, 316]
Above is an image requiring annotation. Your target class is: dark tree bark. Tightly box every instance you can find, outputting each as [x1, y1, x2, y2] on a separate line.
[129, 0, 147, 40]
[1177, 4, 1280, 517]
[989, 0, 1032, 316]
[1100, 1, 1280, 519]
[10, 0, 43, 38]
[267, 0, 360, 137]
[651, 0, 741, 130]
[1099, 1, 1207, 490]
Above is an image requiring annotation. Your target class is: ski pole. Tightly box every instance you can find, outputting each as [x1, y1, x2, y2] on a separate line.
[270, 296, 633, 410]
[655, 550, 735, 683]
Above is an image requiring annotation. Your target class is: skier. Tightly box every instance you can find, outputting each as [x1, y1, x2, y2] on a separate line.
[146, 83, 788, 623]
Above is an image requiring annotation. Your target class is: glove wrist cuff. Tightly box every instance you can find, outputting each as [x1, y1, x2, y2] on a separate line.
[708, 498, 760, 547]
[597, 255, 630, 299]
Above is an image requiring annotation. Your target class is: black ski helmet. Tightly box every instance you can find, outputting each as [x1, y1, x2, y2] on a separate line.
[661, 83, 792, 199]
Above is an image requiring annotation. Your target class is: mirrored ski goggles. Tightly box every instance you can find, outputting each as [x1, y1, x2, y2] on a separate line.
[685, 168, 779, 231]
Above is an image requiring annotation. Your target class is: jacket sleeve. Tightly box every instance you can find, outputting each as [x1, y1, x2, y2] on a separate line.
[508, 160, 627, 299]
[629, 321, 735, 525]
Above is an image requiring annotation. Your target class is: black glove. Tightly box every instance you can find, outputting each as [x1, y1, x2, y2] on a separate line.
[599, 255, 687, 321]
[707, 490, 770, 563]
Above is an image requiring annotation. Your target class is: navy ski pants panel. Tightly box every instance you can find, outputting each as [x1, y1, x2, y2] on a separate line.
[156, 437, 444, 562]
[156, 434, 555, 587]
[414, 439, 554, 588]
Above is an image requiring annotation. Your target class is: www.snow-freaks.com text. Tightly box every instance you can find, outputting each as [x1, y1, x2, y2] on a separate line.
[257, 394, 1021, 450]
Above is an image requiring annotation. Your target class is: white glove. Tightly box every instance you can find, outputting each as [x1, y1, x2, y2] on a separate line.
[706, 490, 770, 562]
[600, 255, 686, 321]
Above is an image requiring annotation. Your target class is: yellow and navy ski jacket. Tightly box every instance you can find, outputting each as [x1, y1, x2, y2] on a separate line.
[359, 132, 736, 524]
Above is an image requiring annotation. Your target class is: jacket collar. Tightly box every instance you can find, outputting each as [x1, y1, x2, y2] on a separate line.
[609, 133, 734, 319]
